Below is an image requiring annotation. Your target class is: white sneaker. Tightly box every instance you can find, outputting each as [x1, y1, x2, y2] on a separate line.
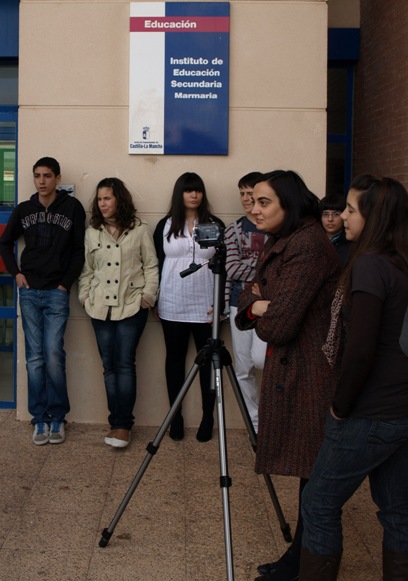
[32, 422, 50, 446]
[110, 429, 130, 448]
[104, 429, 117, 446]
[49, 420, 65, 444]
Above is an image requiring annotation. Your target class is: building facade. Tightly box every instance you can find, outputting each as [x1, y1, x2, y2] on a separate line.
[1, 0, 362, 427]
[353, 0, 408, 185]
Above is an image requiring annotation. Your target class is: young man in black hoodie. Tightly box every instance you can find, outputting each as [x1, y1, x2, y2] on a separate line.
[0, 157, 85, 445]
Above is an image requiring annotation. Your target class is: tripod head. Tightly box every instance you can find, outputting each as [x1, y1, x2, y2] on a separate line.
[180, 221, 225, 276]
[179, 223, 226, 339]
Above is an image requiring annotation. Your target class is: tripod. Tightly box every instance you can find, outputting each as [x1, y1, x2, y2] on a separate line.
[99, 243, 292, 580]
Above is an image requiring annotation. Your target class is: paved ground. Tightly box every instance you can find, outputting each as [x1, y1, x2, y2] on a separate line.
[0, 410, 382, 580]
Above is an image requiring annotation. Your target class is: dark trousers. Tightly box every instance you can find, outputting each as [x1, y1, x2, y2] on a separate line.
[160, 319, 215, 419]
[302, 413, 408, 556]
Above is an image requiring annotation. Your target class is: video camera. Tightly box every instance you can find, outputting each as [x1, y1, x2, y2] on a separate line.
[179, 222, 225, 278]
[193, 222, 224, 248]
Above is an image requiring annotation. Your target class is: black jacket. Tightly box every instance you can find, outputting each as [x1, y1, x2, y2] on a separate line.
[331, 229, 352, 268]
[0, 190, 86, 290]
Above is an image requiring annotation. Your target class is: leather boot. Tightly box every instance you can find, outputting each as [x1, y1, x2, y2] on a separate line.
[169, 412, 184, 441]
[257, 478, 308, 577]
[196, 414, 214, 442]
[299, 548, 341, 581]
[197, 380, 215, 442]
[383, 545, 408, 580]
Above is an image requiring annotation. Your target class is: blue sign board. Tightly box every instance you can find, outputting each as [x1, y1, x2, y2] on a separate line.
[129, 2, 230, 155]
[0, 0, 19, 58]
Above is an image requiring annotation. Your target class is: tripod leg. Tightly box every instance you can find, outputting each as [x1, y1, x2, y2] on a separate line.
[224, 359, 293, 543]
[212, 357, 235, 581]
[99, 362, 201, 548]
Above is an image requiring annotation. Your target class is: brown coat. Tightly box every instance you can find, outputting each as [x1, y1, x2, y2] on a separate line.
[236, 218, 341, 478]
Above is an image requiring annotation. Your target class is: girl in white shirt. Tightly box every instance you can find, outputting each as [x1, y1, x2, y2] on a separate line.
[154, 172, 224, 442]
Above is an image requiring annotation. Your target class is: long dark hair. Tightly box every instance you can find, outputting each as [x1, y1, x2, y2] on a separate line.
[165, 172, 214, 241]
[260, 170, 321, 236]
[90, 177, 139, 230]
[340, 174, 408, 302]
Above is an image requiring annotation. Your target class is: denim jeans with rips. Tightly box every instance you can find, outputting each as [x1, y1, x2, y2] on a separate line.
[19, 287, 70, 425]
[301, 412, 408, 557]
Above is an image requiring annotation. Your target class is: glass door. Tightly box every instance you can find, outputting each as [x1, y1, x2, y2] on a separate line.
[0, 111, 17, 408]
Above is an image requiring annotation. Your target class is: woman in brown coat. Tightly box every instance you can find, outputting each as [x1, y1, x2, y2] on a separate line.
[235, 170, 341, 581]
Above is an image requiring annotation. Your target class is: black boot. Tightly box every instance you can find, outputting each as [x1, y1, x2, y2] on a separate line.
[169, 412, 184, 441]
[255, 550, 300, 580]
[257, 478, 308, 580]
[197, 377, 215, 442]
[383, 545, 408, 580]
[196, 414, 214, 442]
[298, 549, 341, 581]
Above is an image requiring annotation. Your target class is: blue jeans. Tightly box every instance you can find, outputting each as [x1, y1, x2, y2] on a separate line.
[19, 287, 70, 425]
[302, 413, 408, 556]
[91, 309, 148, 430]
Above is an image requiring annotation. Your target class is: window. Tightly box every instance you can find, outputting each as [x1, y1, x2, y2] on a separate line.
[0, 110, 17, 408]
[326, 28, 360, 196]
[0, 64, 18, 105]
[0, 139, 16, 208]
[0, 0, 19, 408]
[326, 63, 354, 196]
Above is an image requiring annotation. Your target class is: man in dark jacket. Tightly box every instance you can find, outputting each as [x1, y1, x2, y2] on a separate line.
[0, 157, 85, 445]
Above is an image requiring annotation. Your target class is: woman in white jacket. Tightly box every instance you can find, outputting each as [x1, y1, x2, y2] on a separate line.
[79, 178, 159, 448]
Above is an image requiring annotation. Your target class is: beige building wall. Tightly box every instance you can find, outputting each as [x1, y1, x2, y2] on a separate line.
[17, 0, 328, 427]
[328, 0, 359, 27]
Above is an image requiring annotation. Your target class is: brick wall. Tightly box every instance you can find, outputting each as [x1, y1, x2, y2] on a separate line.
[353, 0, 408, 186]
